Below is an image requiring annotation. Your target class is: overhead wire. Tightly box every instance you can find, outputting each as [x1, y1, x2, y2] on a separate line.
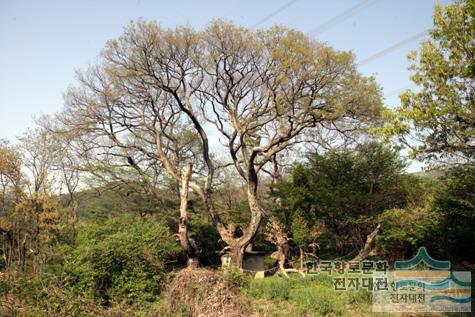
[357, 30, 429, 66]
[308, 0, 381, 36]
[251, 0, 429, 100]
[251, 0, 300, 29]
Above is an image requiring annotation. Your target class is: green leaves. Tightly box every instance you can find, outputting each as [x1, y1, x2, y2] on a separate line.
[275, 142, 412, 256]
[430, 166, 475, 261]
[380, 0, 475, 163]
[64, 215, 182, 305]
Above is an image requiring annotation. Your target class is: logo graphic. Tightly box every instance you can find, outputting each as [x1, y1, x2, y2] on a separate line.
[372, 247, 471, 312]
[394, 247, 450, 270]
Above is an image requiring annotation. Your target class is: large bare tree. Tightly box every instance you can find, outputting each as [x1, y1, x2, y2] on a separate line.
[55, 21, 382, 267]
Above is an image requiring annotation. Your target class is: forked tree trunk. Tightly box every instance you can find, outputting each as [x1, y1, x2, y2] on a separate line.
[177, 164, 200, 268]
[227, 182, 265, 268]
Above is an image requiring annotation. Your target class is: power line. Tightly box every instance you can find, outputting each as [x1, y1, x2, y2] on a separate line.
[251, 0, 300, 29]
[358, 30, 428, 66]
[308, 0, 381, 36]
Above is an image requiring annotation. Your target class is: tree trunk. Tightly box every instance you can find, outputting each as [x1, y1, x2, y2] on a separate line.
[20, 236, 27, 272]
[223, 167, 265, 267]
[187, 257, 199, 268]
[276, 245, 288, 277]
[230, 196, 264, 267]
[177, 164, 200, 267]
[352, 224, 381, 262]
[228, 243, 246, 267]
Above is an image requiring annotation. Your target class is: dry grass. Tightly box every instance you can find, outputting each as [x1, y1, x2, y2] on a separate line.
[159, 267, 259, 317]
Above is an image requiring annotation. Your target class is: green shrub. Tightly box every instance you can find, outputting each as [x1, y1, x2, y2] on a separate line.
[0, 270, 105, 317]
[377, 208, 435, 262]
[430, 166, 475, 262]
[63, 215, 182, 305]
[223, 265, 251, 289]
[190, 223, 224, 268]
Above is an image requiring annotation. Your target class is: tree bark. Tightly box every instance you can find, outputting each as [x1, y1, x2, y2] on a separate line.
[177, 164, 200, 267]
[223, 162, 266, 267]
[228, 243, 246, 267]
[276, 245, 288, 277]
[352, 224, 381, 262]
[299, 246, 304, 271]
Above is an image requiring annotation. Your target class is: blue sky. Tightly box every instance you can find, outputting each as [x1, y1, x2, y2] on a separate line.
[0, 0, 452, 170]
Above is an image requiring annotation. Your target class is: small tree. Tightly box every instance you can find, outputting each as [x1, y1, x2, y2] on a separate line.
[265, 217, 290, 276]
[0, 133, 77, 271]
[0, 140, 24, 268]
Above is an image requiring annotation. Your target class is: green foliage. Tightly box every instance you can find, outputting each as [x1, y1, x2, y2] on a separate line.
[276, 142, 415, 256]
[63, 215, 182, 305]
[291, 214, 309, 247]
[76, 184, 178, 220]
[189, 222, 224, 268]
[223, 265, 251, 289]
[0, 270, 107, 317]
[430, 166, 475, 262]
[377, 208, 436, 262]
[346, 289, 372, 305]
[380, 0, 475, 162]
[377, 166, 475, 265]
[290, 286, 345, 317]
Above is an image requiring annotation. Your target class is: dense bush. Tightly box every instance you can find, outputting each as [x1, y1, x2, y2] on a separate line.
[376, 208, 436, 263]
[63, 215, 182, 305]
[429, 166, 475, 263]
[275, 142, 418, 256]
[0, 270, 109, 317]
[190, 222, 225, 268]
[376, 166, 475, 266]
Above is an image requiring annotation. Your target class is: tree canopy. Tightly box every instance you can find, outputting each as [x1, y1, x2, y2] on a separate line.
[55, 20, 383, 266]
[380, 0, 475, 164]
[273, 142, 421, 257]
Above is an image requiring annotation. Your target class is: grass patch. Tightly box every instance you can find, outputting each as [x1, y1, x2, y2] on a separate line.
[245, 274, 469, 317]
[246, 274, 467, 317]
[290, 286, 346, 316]
[248, 277, 292, 301]
[248, 274, 351, 316]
